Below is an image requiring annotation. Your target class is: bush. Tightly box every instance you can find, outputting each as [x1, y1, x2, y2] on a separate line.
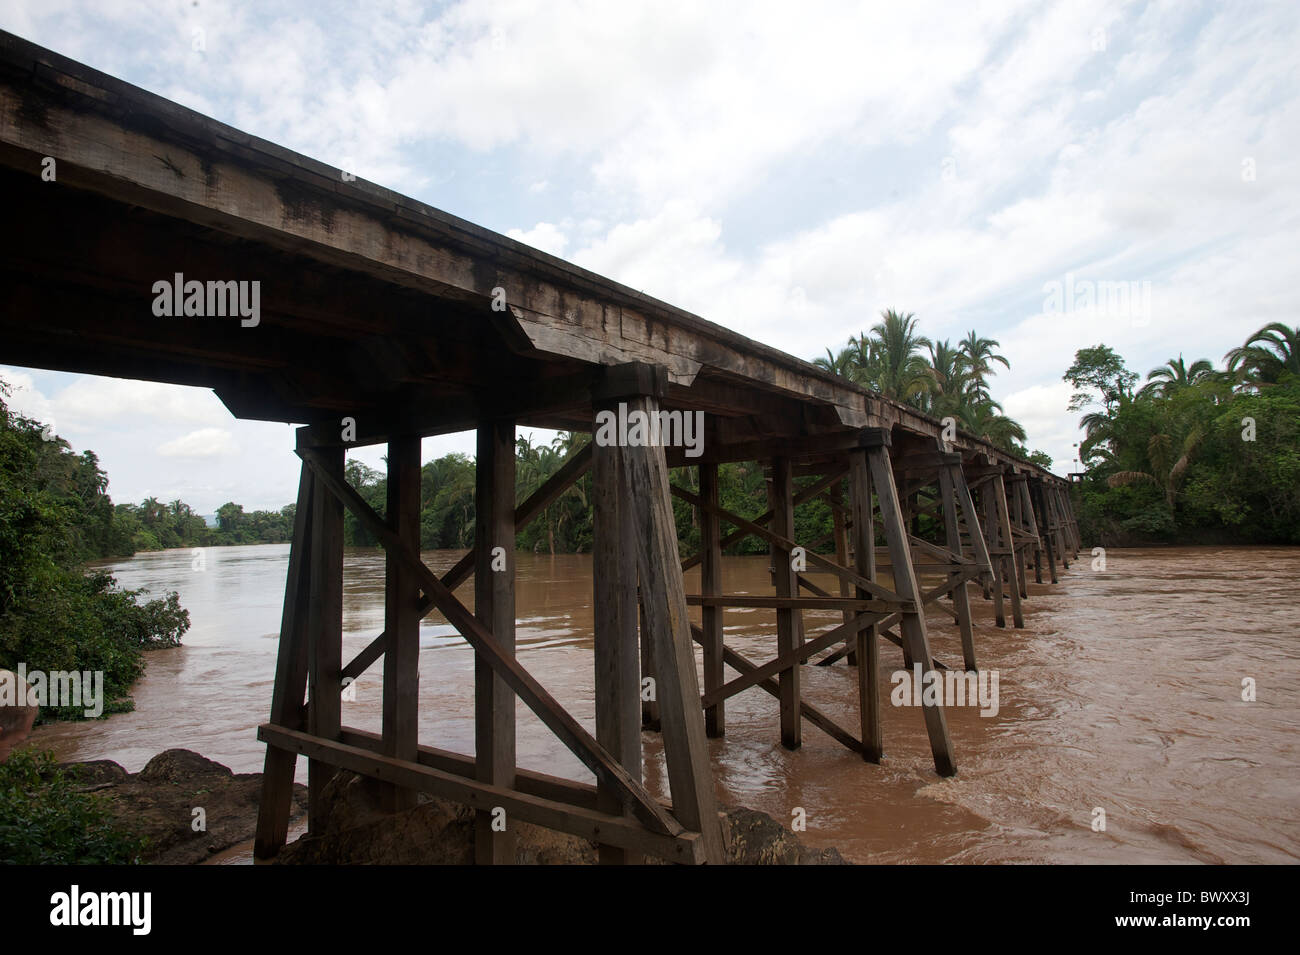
[0, 749, 146, 864]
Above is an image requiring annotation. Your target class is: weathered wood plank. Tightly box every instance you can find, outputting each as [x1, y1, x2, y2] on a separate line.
[254, 461, 314, 859]
[699, 461, 725, 739]
[382, 433, 422, 812]
[619, 394, 727, 863]
[306, 445, 344, 832]
[867, 443, 956, 777]
[592, 434, 642, 864]
[475, 417, 517, 864]
[260, 724, 703, 864]
[296, 442, 681, 839]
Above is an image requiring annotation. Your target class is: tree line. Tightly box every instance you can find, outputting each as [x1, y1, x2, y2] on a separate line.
[0, 379, 189, 722]
[814, 309, 1052, 465]
[1066, 323, 1300, 544]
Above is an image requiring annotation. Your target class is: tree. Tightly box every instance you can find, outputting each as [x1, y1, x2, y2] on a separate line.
[862, 309, 932, 403]
[956, 331, 1009, 401]
[1225, 322, 1300, 388]
[923, 339, 969, 418]
[1138, 355, 1216, 399]
[1063, 344, 1138, 413]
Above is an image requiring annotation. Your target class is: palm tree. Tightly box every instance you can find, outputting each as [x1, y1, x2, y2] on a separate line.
[956, 331, 1009, 401]
[1108, 426, 1203, 509]
[959, 398, 1026, 450]
[1225, 323, 1300, 387]
[1138, 355, 1216, 399]
[924, 339, 968, 418]
[865, 309, 932, 404]
[813, 346, 858, 378]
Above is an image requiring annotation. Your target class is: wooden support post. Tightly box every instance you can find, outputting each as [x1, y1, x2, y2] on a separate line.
[865, 434, 956, 777]
[981, 484, 1007, 627]
[381, 434, 421, 813]
[619, 391, 726, 864]
[307, 445, 344, 834]
[699, 461, 725, 738]
[831, 480, 857, 667]
[938, 463, 977, 671]
[639, 595, 660, 731]
[847, 449, 881, 762]
[592, 433, 643, 865]
[991, 472, 1024, 628]
[1019, 479, 1044, 585]
[1034, 482, 1059, 584]
[1050, 486, 1069, 569]
[254, 461, 314, 859]
[1009, 478, 1029, 601]
[474, 417, 516, 864]
[771, 456, 801, 750]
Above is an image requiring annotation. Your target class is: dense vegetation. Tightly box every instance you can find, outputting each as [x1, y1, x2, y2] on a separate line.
[1068, 324, 1300, 545]
[0, 379, 189, 722]
[813, 310, 1052, 465]
[0, 749, 146, 864]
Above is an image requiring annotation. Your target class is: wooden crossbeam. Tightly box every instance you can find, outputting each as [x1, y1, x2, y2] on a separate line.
[690, 625, 865, 755]
[260, 724, 703, 864]
[671, 484, 911, 606]
[685, 595, 902, 612]
[679, 465, 846, 572]
[297, 444, 680, 839]
[339, 442, 593, 682]
[700, 611, 898, 708]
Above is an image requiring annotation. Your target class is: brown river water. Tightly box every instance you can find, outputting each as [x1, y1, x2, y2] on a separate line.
[29, 544, 1300, 864]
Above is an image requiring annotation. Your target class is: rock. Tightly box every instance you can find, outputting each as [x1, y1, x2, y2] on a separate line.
[57, 748, 308, 865]
[275, 769, 846, 865]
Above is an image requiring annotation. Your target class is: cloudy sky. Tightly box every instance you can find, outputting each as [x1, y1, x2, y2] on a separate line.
[2, 0, 1296, 513]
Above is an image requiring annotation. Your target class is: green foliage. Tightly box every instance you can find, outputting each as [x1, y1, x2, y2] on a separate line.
[0, 378, 191, 723]
[1070, 338, 1300, 545]
[0, 749, 146, 864]
[814, 312, 1029, 453]
[1064, 344, 1139, 414]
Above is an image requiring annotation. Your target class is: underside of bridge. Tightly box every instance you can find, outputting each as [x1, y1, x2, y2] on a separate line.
[0, 31, 1081, 863]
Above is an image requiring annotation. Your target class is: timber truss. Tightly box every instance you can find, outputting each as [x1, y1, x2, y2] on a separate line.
[253, 364, 1081, 866]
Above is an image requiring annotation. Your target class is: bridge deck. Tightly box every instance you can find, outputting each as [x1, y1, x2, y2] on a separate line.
[1, 30, 1058, 481]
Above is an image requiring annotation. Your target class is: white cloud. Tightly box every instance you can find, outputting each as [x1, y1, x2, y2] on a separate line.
[157, 428, 240, 458]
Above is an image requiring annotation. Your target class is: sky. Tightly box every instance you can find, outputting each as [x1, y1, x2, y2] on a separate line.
[1, 0, 1296, 513]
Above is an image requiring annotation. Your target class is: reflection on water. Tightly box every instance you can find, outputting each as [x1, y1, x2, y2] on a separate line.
[29, 544, 1300, 864]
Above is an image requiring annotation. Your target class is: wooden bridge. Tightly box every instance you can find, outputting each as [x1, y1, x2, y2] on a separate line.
[0, 32, 1081, 864]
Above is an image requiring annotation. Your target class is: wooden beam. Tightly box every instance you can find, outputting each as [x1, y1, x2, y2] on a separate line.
[382, 433, 422, 812]
[475, 417, 517, 864]
[771, 457, 801, 749]
[938, 462, 977, 671]
[700, 610, 896, 708]
[295, 442, 681, 839]
[591, 433, 642, 864]
[306, 444, 344, 832]
[848, 448, 882, 762]
[867, 443, 956, 777]
[699, 461, 725, 739]
[671, 484, 909, 605]
[619, 394, 727, 864]
[254, 461, 314, 859]
[260, 724, 704, 864]
[691, 626, 866, 755]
